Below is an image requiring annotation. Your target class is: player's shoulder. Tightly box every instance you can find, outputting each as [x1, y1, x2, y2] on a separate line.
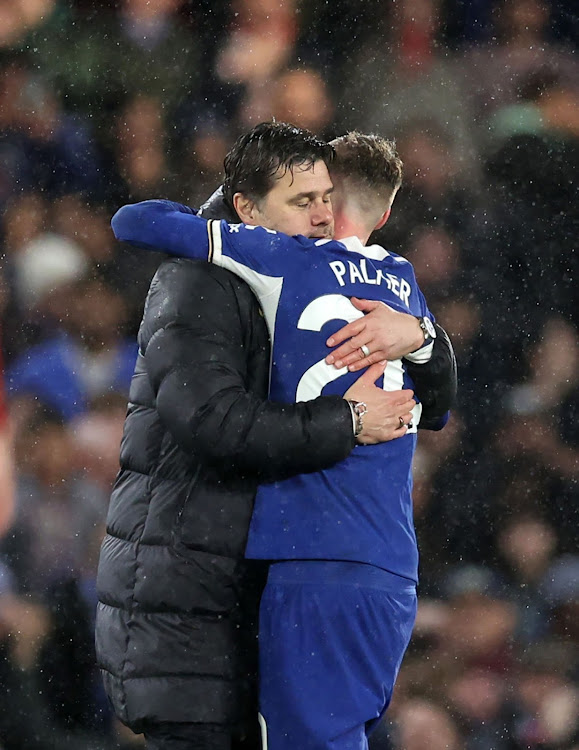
[366, 242, 411, 266]
[223, 221, 273, 235]
[339, 237, 412, 266]
[222, 221, 295, 248]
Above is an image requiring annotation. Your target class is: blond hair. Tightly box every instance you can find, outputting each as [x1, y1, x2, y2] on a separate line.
[329, 132, 403, 205]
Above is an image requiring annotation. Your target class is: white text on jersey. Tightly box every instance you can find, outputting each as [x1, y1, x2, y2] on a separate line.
[329, 259, 412, 306]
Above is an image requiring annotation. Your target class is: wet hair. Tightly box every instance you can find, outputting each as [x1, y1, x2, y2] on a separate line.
[329, 132, 403, 203]
[222, 121, 334, 208]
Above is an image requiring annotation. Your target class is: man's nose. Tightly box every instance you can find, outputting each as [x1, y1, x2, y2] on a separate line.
[311, 202, 333, 226]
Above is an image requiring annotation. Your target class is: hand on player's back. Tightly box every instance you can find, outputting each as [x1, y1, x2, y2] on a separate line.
[344, 363, 416, 445]
[327, 298, 424, 371]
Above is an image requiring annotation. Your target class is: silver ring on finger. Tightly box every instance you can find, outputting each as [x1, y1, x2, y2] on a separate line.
[360, 344, 371, 358]
[398, 416, 405, 429]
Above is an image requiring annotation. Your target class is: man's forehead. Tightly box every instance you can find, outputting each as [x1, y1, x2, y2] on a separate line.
[270, 160, 333, 195]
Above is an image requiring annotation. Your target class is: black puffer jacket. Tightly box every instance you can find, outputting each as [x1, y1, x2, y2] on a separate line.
[95, 258, 358, 731]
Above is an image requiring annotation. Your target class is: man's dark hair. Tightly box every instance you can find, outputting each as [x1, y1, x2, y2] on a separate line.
[329, 132, 403, 203]
[222, 121, 334, 208]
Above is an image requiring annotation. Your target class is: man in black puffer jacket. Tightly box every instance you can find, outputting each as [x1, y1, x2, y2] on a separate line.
[96, 125, 456, 750]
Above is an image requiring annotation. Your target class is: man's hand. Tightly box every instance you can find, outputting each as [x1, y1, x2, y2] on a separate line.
[344, 362, 416, 445]
[326, 298, 424, 371]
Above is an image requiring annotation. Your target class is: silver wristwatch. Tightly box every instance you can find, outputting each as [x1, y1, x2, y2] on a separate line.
[347, 400, 368, 438]
[417, 316, 436, 343]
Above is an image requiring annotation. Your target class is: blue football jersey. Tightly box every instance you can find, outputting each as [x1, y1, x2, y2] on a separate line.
[112, 200, 437, 581]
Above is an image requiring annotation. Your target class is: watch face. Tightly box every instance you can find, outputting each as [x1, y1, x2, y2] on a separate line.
[423, 317, 436, 338]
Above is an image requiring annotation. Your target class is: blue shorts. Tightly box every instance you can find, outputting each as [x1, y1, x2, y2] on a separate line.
[258, 561, 417, 750]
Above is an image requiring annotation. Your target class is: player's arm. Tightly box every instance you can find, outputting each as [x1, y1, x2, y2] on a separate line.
[112, 200, 287, 279]
[113, 201, 302, 311]
[111, 200, 212, 259]
[404, 287, 456, 429]
[405, 323, 456, 429]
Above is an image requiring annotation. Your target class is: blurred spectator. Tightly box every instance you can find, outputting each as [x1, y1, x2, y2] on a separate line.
[446, 668, 512, 750]
[497, 514, 558, 644]
[0, 319, 15, 536]
[541, 555, 579, 644]
[484, 133, 578, 344]
[431, 293, 502, 443]
[0, 56, 104, 201]
[0, 563, 117, 748]
[488, 68, 579, 147]
[458, 0, 579, 150]
[338, 0, 479, 173]
[496, 318, 579, 545]
[268, 68, 334, 135]
[6, 277, 137, 420]
[49, 193, 163, 333]
[25, 0, 200, 137]
[5, 405, 107, 595]
[217, 0, 297, 84]
[215, 0, 298, 106]
[389, 698, 464, 749]
[68, 394, 126, 496]
[175, 118, 233, 207]
[177, 65, 335, 206]
[507, 317, 579, 419]
[240, 66, 335, 135]
[403, 226, 463, 301]
[0, 0, 57, 49]
[111, 94, 173, 204]
[512, 641, 579, 747]
[12, 230, 88, 311]
[0, 58, 36, 206]
[1, 191, 48, 257]
[440, 564, 518, 673]
[376, 120, 484, 258]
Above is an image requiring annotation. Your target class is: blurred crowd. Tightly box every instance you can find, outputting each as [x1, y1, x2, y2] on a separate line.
[0, 0, 577, 748]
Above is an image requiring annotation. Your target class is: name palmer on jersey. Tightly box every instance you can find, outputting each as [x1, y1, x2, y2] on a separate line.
[329, 259, 411, 304]
[232, 224, 413, 307]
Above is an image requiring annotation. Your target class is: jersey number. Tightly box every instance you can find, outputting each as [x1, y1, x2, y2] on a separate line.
[295, 295, 420, 432]
[295, 293, 406, 393]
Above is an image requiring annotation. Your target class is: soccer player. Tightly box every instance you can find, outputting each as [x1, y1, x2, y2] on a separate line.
[112, 131, 452, 749]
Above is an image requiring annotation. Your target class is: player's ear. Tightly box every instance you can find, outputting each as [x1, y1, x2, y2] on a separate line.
[374, 207, 391, 231]
[233, 193, 257, 224]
